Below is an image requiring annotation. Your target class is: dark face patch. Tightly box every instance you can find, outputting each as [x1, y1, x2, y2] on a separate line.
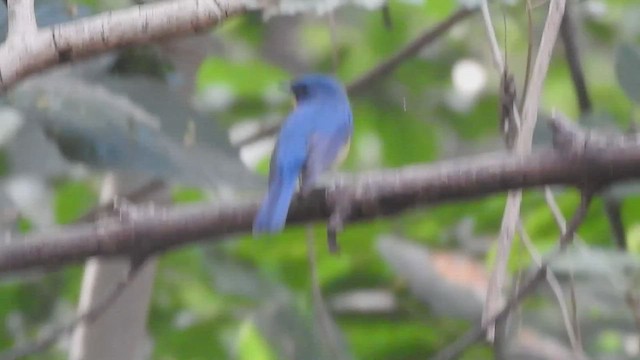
[291, 83, 310, 102]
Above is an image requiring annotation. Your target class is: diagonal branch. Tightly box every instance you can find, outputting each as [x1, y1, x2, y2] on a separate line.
[347, 6, 476, 94]
[482, 0, 567, 338]
[0, 261, 146, 360]
[234, 6, 478, 148]
[559, 0, 627, 251]
[0, 117, 637, 273]
[433, 192, 593, 360]
[0, 0, 245, 92]
[560, 0, 591, 115]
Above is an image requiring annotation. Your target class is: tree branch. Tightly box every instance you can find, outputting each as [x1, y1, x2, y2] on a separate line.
[0, 0, 245, 92]
[234, 6, 478, 148]
[432, 191, 592, 360]
[0, 262, 145, 360]
[483, 0, 566, 338]
[559, 0, 627, 251]
[560, 0, 591, 115]
[0, 117, 637, 273]
[347, 6, 476, 94]
[6, 0, 37, 39]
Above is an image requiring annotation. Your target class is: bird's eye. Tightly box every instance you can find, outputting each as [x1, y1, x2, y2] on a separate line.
[291, 83, 310, 100]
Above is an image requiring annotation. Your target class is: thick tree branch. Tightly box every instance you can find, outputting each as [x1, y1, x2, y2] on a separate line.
[0, 0, 245, 92]
[0, 118, 638, 273]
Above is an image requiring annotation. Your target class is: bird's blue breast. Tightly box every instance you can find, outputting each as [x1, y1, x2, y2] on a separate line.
[274, 97, 351, 167]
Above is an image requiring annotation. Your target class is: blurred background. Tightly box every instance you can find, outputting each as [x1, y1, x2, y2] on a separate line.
[1, 0, 640, 359]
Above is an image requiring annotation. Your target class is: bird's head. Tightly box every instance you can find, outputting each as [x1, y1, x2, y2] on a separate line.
[289, 74, 347, 104]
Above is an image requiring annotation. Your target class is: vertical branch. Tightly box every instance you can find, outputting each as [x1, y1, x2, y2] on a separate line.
[559, 0, 627, 249]
[560, 0, 591, 115]
[479, 0, 524, 340]
[604, 197, 626, 250]
[306, 226, 344, 359]
[519, 0, 534, 108]
[6, 0, 37, 39]
[70, 174, 158, 360]
[518, 0, 566, 150]
[482, 0, 567, 341]
[480, 0, 505, 72]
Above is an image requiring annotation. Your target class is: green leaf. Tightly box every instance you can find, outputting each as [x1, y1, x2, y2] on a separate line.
[352, 99, 439, 168]
[196, 58, 288, 99]
[596, 330, 623, 353]
[10, 74, 260, 190]
[627, 224, 640, 255]
[17, 216, 33, 233]
[54, 181, 97, 224]
[238, 320, 277, 360]
[0, 150, 11, 177]
[172, 186, 206, 204]
[342, 317, 470, 360]
[615, 43, 640, 103]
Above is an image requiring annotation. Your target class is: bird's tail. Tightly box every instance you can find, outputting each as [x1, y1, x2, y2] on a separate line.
[253, 171, 297, 234]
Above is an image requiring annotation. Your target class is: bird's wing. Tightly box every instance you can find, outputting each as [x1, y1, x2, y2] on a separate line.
[300, 123, 352, 194]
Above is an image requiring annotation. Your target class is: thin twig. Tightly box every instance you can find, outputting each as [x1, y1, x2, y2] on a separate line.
[480, 0, 505, 71]
[380, 3, 392, 30]
[326, 189, 351, 253]
[482, 0, 567, 339]
[604, 196, 626, 250]
[233, 121, 281, 148]
[433, 267, 548, 360]
[560, 191, 591, 248]
[480, 0, 525, 339]
[558, 1, 626, 253]
[0, 177, 164, 358]
[559, 0, 626, 249]
[0, 264, 145, 360]
[568, 272, 583, 353]
[544, 186, 568, 233]
[517, 223, 583, 356]
[520, 0, 534, 109]
[234, 7, 477, 147]
[347, 7, 476, 94]
[433, 192, 592, 360]
[306, 226, 342, 358]
[560, 0, 591, 115]
[624, 290, 640, 337]
[518, 0, 567, 151]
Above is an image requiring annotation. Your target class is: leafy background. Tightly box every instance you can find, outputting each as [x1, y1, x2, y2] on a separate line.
[1, 0, 640, 359]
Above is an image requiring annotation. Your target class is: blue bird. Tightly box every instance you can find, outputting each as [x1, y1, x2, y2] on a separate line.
[253, 74, 353, 234]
